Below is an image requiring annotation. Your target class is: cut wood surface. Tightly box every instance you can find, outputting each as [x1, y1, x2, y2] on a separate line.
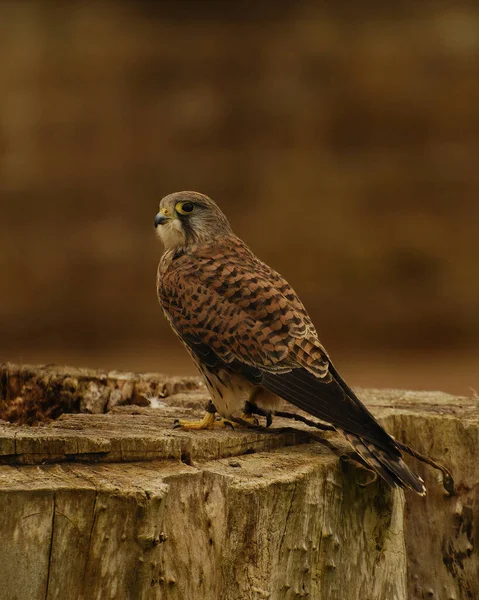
[0, 363, 477, 600]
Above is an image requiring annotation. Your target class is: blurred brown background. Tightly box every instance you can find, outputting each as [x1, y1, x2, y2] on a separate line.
[0, 1, 478, 394]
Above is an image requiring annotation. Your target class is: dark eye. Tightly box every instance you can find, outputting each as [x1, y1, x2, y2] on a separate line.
[176, 201, 195, 215]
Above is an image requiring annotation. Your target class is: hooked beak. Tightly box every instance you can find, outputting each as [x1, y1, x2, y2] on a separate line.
[154, 212, 171, 227]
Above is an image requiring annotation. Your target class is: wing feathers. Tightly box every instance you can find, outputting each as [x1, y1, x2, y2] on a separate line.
[159, 235, 425, 493]
[261, 367, 398, 455]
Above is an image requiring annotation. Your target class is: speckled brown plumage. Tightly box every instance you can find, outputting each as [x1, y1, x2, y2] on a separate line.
[158, 236, 327, 376]
[155, 191, 426, 495]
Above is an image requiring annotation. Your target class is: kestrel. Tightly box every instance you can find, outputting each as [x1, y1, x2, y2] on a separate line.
[155, 191, 426, 495]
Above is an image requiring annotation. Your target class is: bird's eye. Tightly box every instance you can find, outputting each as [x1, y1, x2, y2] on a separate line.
[176, 201, 195, 215]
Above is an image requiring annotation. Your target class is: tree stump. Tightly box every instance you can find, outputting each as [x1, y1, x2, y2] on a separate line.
[0, 363, 477, 600]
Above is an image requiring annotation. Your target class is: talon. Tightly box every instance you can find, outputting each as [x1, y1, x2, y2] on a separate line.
[239, 412, 260, 427]
[266, 412, 273, 428]
[174, 408, 262, 431]
[174, 411, 216, 430]
[245, 401, 273, 428]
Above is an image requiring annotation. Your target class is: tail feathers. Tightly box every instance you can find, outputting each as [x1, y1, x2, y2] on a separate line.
[342, 431, 426, 496]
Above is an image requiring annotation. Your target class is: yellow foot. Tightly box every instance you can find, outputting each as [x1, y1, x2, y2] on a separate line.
[173, 411, 216, 430]
[173, 412, 259, 431]
[239, 412, 259, 427]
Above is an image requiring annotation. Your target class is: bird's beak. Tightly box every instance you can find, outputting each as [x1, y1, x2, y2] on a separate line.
[155, 212, 171, 227]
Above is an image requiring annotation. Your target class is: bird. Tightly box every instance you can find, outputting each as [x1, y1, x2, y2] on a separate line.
[154, 191, 426, 495]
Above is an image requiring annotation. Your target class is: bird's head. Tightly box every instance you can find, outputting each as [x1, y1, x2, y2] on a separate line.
[155, 191, 232, 250]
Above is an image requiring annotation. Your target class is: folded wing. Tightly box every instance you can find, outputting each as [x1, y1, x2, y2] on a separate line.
[158, 238, 425, 493]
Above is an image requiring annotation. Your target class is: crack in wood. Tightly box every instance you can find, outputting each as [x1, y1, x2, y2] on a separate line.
[44, 492, 56, 600]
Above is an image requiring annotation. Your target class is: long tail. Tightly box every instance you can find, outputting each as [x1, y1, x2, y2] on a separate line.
[259, 364, 426, 495]
[342, 430, 426, 495]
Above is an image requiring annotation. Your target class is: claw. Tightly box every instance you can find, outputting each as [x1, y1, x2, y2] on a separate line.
[244, 401, 273, 427]
[173, 411, 216, 430]
[239, 412, 259, 427]
[174, 410, 263, 431]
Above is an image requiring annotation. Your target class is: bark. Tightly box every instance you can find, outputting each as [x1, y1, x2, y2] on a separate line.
[0, 363, 477, 600]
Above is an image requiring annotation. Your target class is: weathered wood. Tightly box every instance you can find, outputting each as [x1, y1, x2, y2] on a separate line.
[0, 453, 407, 600]
[369, 391, 479, 600]
[0, 364, 477, 600]
[0, 362, 203, 425]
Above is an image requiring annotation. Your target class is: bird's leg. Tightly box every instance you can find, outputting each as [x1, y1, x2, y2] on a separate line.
[174, 400, 218, 430]
[174, 401, 250, 430]
[244, 400, 273, 427]
[238, 400, 260, 427]
[246, 405, 274, 422]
